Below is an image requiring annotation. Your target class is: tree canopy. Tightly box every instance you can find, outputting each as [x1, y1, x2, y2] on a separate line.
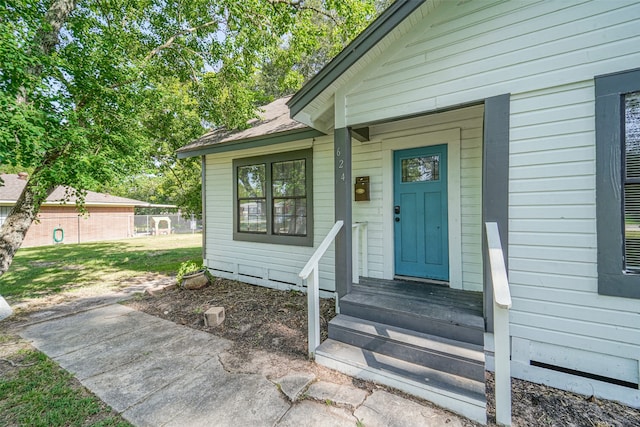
[0, 0, 382, 274]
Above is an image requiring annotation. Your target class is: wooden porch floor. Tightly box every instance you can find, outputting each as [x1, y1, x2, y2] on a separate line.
[353, 276, 483, 319]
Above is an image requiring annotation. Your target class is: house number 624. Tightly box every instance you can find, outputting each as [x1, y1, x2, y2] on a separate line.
[336, 147, 345, 181]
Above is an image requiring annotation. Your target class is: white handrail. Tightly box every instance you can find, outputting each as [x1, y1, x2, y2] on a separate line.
[486, 222, 512, 309]
[485, 221, 512, 426]
[352, 222, 368, 284]
[299, 220, 344, 358]
[300, 221, 344, 279]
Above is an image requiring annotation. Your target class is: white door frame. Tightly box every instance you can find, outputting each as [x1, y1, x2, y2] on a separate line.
[380, 128, 463, 289]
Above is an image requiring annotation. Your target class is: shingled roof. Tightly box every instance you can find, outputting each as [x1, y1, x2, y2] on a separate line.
[0, 174, 152, 207]
[177, 96, 323, 158]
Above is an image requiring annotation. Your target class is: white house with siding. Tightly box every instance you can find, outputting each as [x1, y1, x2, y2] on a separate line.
[179, 0, 640, 423]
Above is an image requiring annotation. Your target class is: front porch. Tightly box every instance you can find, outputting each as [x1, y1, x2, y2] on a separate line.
[316, 277, 486, 423]
[299, 98, 510, 424]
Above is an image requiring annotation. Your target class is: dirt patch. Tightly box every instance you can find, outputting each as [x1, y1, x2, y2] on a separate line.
[127, 278, 640, 427]
[126, 277, 336, 359]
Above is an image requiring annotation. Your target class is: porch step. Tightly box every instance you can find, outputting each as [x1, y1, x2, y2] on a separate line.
[328, 315, 485, 382]
[315, 339, 487, 424]
[340, 287, 484, 345]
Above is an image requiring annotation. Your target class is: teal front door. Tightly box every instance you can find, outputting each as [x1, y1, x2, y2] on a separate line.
[394, 145, 449, 280]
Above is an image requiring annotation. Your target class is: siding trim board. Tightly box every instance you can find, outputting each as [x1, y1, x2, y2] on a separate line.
[595, 67, 640, 299]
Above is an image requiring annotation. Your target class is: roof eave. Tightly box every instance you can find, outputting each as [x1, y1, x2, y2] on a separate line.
[40, 202, 150, 207]
[287, 0, 425, 118]
[177, 128, 325, 159]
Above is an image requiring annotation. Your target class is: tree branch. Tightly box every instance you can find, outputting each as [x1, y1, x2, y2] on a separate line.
[0, 358, 38, 368]
[145, 20, 219, 62]
[268, 0, 338, 24]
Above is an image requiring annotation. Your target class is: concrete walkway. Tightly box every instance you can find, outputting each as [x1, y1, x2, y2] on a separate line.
[18, 303, 472, 427]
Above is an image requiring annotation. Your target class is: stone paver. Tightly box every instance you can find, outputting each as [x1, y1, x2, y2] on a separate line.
[354, 390, 465, 427]
[277, 400, 357, 427]
[306, 380, 368, 408]
[276, 372, 316, 402]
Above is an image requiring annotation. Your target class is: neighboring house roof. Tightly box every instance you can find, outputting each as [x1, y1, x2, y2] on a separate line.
[0, 174, 152, 207]
[177, 96, 324, 159]
[287, 0, 427, 119]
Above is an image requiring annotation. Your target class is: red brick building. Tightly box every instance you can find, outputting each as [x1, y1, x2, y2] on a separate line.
[1, 173, 151, 247]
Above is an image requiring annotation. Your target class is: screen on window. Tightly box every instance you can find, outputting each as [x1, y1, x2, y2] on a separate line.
[624, 92, 640, 270]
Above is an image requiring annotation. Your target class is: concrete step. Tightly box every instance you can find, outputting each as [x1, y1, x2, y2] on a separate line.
[340, 291, 484, 345]
[328, 315, 485, 382]
[315, 339, 487, 424]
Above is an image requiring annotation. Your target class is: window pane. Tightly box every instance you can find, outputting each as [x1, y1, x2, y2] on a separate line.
[273, 198, 307, 236]
[272, 159, 306, 197]
[238, 200, 266, 233]
[237, 164, 265, 198]
[402, 156, 439, 182]
[625, 183, 640, 270]
[626, 92, 640, 179]
[625, 92, 640, 270]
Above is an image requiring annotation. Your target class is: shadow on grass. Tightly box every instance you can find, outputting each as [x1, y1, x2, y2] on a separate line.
[0, 236, 202, 300]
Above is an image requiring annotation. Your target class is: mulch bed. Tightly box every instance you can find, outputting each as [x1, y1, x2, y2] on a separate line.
[126, 277, 335, 359]
[126, 277, 640, 427]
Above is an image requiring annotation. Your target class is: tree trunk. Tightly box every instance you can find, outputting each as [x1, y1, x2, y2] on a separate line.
[0, 0, 77, 276]
[37, 0, 78, 56]
[0, 177, 54, 276]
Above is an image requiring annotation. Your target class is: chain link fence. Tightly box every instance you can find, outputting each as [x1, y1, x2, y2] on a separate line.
[133, 214, 202, 236]
[18, 213, 202, 247]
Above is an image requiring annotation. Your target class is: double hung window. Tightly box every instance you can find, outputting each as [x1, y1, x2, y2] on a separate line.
[233, 149, 313, 246]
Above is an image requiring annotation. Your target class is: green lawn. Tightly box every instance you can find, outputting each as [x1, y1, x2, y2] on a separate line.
[0, 336, 132, 427]
[0, 234, 202, 301]
[0, 235, 202, 426]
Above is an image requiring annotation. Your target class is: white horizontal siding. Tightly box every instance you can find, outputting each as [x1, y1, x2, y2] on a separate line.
[344, 0, 640, 126]
[298, 1, 444, 130]
[509, 80, 640, 399]
[204, 136, 336, 292]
